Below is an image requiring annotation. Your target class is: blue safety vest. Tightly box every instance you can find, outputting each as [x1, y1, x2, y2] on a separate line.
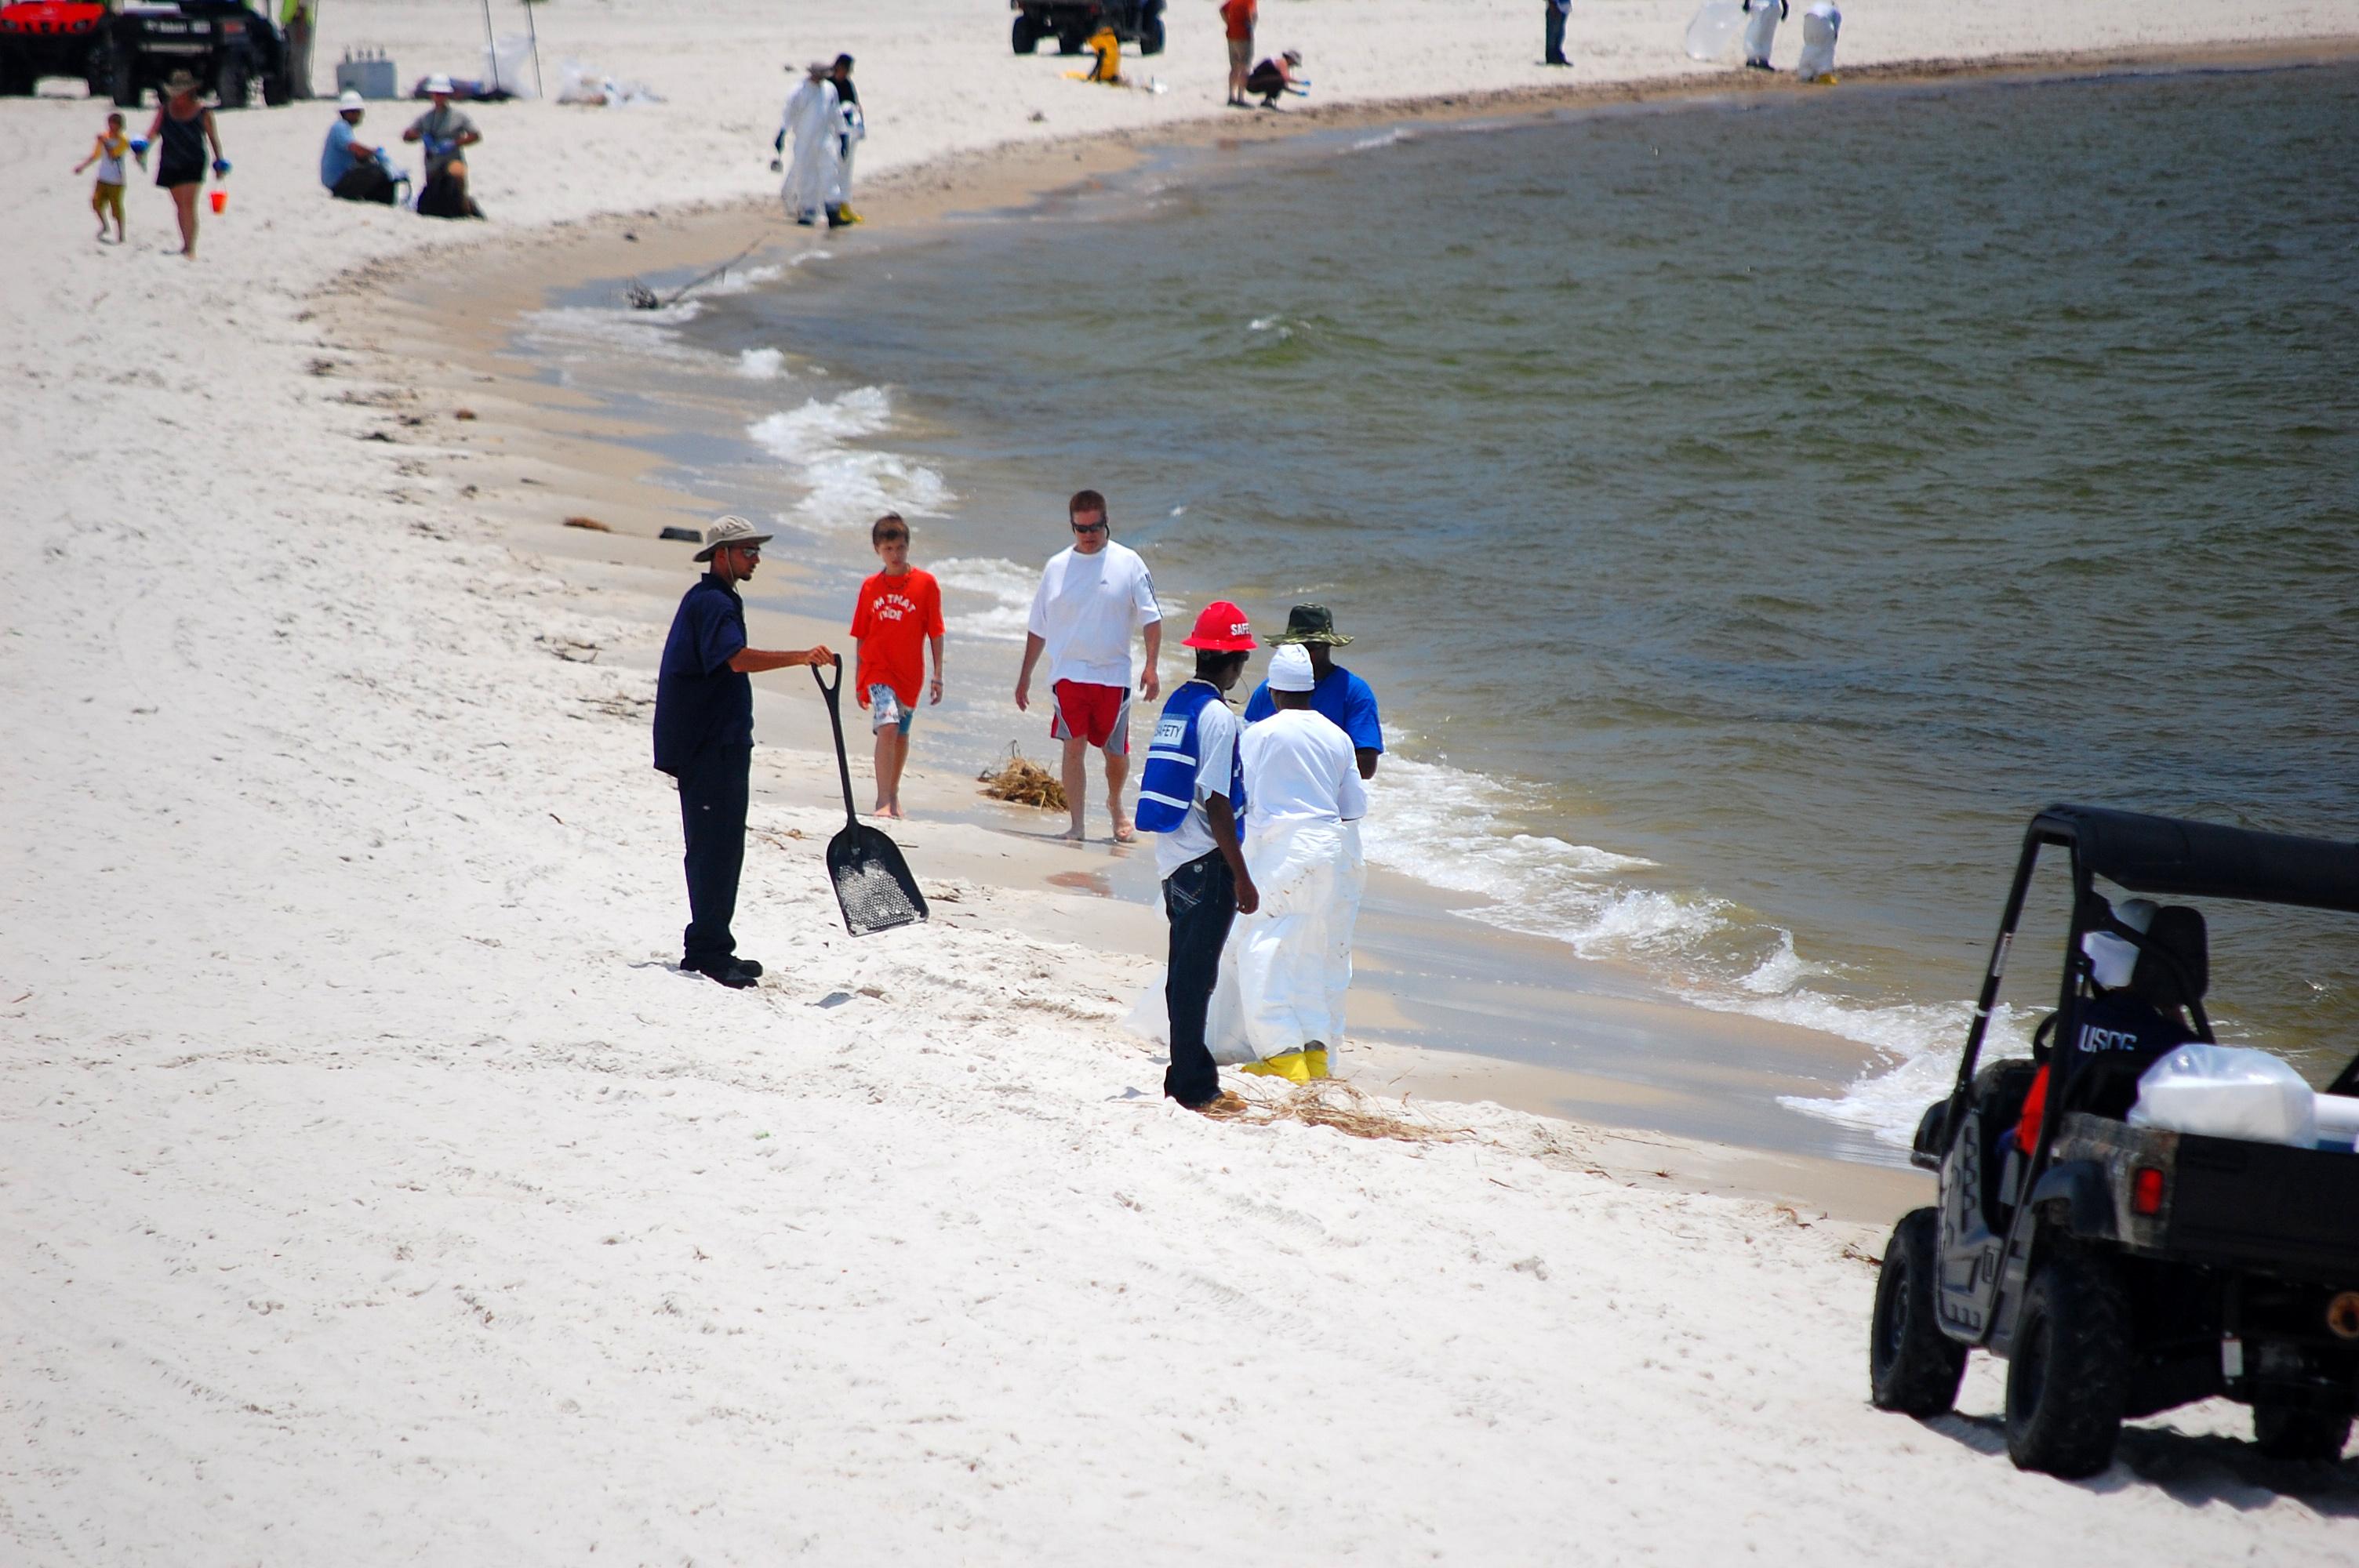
[1137, 680, 1245, 834]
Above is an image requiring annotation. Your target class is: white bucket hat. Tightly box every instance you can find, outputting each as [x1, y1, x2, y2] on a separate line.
[694, 514, 773, 562]
[424, 72, 454, 96]
[337, 89, 364, 111]
[1267, 644, 1318, 693]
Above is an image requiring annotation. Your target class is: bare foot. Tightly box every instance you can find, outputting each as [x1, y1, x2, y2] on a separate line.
[1056, 823, 1086, 843]
[1110, 814, 1136, 844]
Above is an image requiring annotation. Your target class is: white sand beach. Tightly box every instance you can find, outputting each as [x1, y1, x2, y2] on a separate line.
[5, 2, 2357, 1560]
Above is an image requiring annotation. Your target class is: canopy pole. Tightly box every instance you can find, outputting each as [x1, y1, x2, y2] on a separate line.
[522, 0, 544, 99]
[478, 0, 500, 93]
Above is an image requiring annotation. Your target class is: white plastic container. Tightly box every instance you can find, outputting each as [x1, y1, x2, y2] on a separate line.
[2128, 1044, 2318, 1149]
[2310, 1091, 2359, 1152]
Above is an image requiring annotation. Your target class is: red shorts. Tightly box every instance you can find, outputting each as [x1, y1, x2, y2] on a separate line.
[1050, 679, 1131, 753]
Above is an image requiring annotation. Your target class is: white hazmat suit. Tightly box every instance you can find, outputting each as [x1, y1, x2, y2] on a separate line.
[1234, 705, 1368, 1062]
[779, 74, 841, 224]
[1796, 2, 1841, 81]
[1741, 0, 1787, 66]
[831, 99, 866, 211]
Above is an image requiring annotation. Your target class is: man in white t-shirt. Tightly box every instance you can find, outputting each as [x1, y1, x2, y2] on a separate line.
[1013, 488, 1164, 843]
[1234, 644, 1368, 1082]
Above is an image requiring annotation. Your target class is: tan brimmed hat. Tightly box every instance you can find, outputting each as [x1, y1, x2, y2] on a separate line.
[694, 514, 773, 561]
[164, 70, 201, 96]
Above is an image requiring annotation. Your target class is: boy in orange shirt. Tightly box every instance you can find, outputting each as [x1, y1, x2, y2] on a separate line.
[849, 512, 944, 818]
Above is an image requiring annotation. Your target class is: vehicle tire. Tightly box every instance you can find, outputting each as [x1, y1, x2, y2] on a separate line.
[0, 65, 31, 99]
[111, 51, 142, 108]
[2005, 1247, 2131, 1478]
[1139, 16, 1166, 55]
[214, 54, 247, 110]
[1870, 1207, 1967, 1415]
[2252, 1403, 2353, 1462]
[262, 70, 291, 107]
[1057, 30, 1085, 56]
[1011, 14, 1039, 54]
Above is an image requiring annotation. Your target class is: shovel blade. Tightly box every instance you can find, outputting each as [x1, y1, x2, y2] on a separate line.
[826, 824, 928, 935]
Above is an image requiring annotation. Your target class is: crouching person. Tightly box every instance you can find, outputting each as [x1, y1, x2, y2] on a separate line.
[1235, 644, 1366, 1083]
[1140, 602, 1260, 1113]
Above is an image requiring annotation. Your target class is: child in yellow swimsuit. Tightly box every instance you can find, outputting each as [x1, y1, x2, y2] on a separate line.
[75, 112, 130, 244]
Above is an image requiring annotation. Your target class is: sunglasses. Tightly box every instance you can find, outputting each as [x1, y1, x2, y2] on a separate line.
[1071, 520, 1109, 534]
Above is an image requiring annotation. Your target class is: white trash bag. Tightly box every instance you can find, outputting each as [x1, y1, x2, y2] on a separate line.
[481, 33, 537, 98]
[1795, 2, 1841, 82]
[1684, 0, 1747, 63]
[2128, 1044, 2318, 1149]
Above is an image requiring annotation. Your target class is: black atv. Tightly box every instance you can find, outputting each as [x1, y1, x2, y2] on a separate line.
[107, 0, 290, 109]
[1870, 804, 2359, 1476]
[1010, 0, 1164, 57]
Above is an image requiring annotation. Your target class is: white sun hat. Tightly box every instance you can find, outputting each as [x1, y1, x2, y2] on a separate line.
[424, 73, 454, 96]
[693, 514, 774, 562]
[338, 89, 364, 111]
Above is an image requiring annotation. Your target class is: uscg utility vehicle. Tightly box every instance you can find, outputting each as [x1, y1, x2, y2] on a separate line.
[1869, 805, 2359, 1476]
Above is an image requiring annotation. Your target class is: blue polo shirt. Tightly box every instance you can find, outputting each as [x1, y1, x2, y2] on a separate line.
[1243, 662, 1384, 753]
[653, 574, 752, 774]
[321, 118, 365, 188]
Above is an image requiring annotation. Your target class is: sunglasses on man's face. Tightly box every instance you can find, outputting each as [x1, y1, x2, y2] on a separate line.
[1071, 520, 1108, 534]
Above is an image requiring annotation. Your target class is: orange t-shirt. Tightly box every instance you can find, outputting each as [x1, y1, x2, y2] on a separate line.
[849, 567, 943, 707]
[1220, 0, 1256, 41]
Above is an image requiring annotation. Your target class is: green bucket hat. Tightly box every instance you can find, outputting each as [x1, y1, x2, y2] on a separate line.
[1266, 604, 1351, 647]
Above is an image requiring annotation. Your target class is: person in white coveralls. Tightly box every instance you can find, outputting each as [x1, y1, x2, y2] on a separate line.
[1234, 644, 1367, 1083]
[1795, 2, 1841, 81]
[776, 61, 844, 228]
[1741, 0, 1787, 68]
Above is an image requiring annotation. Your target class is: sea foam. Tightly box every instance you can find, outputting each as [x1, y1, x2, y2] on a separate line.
[746, 388, 952, 526]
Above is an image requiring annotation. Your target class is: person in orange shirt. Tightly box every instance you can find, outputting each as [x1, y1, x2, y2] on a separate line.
[1219, 0, 1258, 107]
[849, 512, 945, 818]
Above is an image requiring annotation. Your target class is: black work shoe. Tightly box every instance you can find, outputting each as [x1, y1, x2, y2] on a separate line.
[686, 960, 758, 989]
[682, 956, 763, 978]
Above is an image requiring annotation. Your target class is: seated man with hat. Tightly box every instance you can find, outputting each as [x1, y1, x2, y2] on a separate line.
[320, 91, 407, 205]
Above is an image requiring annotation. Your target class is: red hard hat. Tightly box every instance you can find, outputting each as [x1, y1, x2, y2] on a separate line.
[1181, 600, 1256, 652]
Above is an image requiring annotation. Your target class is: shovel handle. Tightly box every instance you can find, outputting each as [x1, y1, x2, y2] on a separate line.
[812, 655, 858, 827]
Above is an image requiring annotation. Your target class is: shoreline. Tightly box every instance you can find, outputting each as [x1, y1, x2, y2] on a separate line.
[336, 34, 2357, 1193]
[12, 5, 2357, 1555]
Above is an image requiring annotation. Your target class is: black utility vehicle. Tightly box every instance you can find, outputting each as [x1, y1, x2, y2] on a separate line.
[108, 0, 291, 108]
[1009, 0, 1164, 56]
[1870, 805, 2359, 1476]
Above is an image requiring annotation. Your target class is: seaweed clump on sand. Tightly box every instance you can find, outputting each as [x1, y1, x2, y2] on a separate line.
[978, 747, 1067, 812]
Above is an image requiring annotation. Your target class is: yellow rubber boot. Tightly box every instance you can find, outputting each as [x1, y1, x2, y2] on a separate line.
[1301, 1045, 1330, 1080]
[1241, 1049, 1313, 1084]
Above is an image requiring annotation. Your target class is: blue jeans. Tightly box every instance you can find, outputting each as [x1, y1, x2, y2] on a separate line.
[1544, 5, 1569, 62]
[1162, 851, 1238, 1106]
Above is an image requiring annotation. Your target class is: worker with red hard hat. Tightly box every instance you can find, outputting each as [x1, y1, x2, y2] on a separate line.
[1137, 600, 1263, 1112]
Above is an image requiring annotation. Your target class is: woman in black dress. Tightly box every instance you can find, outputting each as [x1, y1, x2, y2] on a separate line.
[143, 71, 225, 259]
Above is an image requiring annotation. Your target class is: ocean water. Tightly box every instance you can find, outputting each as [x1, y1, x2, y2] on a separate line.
[624, 66, 2357, 1145]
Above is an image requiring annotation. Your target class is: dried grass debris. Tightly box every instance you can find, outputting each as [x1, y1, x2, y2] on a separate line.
[979, 746, 1067, 811]
[563, 515, 613, 532]
[1230, 1080, 1470, 1145]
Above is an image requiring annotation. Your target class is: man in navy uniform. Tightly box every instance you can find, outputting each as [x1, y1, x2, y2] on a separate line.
[653, 515, 834, 988]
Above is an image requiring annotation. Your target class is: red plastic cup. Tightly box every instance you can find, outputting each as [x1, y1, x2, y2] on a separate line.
[209, 189, 226, 214]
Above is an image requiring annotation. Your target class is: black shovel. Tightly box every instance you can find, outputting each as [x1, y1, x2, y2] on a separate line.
[811, 656, 929, 935]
